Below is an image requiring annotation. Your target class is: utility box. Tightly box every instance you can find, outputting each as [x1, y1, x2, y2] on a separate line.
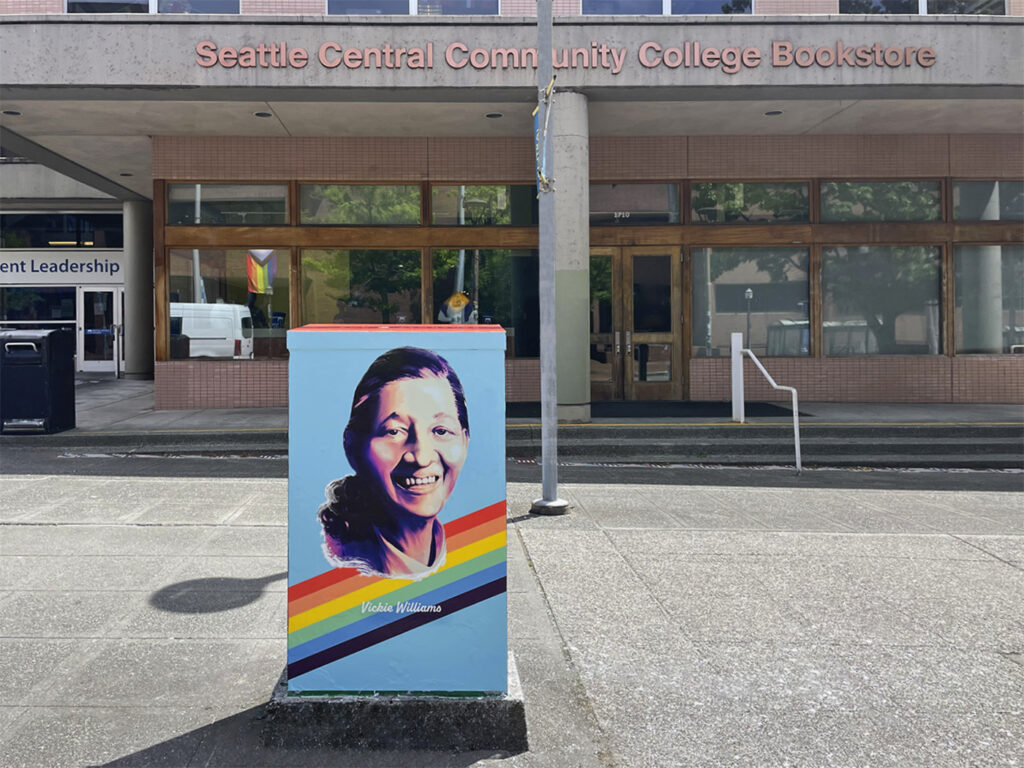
[0, 329, 76, 434]
[286, 324, 508, 695]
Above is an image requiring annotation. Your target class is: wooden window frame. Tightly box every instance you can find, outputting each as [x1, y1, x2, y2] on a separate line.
[154, 177, 1024, 363]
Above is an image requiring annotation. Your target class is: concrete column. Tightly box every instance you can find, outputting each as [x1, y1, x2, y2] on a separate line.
[122, 199, 154, 379]
[552, 90, 590, 422]
[961, 184, 1004, 354]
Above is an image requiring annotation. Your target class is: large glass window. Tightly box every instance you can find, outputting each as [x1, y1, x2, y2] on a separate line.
[590, 184, 680, 226]
[431, 185, 538, 226]
[168, 248, 289, 360]
[0, 213, 123, 249]
[0, 287, 76, 323]
[691, 182, 809, 224]
[927, 0, 1005, 13]
[157, 0, 238, 10]
[583, 0, 662, 12]
[301, 249, 422, 325]
[417, 0, 499, 12]
[954, 181, 1024, 222]
[68, 1, 148, 11]
[838, 0, 917, 11]
[955, 245, 1024, 354]
[300, 185, 420, 226]
[167, 184, 288, 226]
[672, 0, 751, 12]
[691, 248, 810, 358]
[822, 245, 942, 355]
[328, 0, 410, 13]
[432, 249, 539, 358]
[821, 181, 942, 223]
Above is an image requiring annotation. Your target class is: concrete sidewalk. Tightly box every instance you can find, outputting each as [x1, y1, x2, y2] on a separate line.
[1, 464, 1022, 766]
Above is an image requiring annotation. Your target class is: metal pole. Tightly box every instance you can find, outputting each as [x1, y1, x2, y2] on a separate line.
[192, 185, 203, 303]
[531, 0, 567, 515]
[731, 332, 745, 424]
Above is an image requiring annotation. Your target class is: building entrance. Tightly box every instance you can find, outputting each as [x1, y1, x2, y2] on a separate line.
[77, 286, 123, 375]
[589, 247, 683, 401]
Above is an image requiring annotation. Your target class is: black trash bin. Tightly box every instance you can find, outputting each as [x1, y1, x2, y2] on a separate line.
[0, 329, 76, 434]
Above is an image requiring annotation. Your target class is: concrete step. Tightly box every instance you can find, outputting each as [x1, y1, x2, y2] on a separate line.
[5, 423, 1021, 469]
[512, 454, 1024, 470]
[507, 424, 1024, 441]
[505, 439, 1024, 459]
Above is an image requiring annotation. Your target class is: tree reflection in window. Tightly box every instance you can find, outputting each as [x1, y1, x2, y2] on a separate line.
[691, 183, 809, 224]
[821, 181, 941, 223]
[691, 248, 810, 357]
[301, 250, 422, 325]
[300, 185, 420, 226]
[823, 246, 942, 355]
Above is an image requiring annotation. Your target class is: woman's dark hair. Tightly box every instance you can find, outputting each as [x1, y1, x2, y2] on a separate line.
[319, 347, 468, 553]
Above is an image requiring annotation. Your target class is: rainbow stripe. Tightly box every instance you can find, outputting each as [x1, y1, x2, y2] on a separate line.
[287, 501, 507, 680]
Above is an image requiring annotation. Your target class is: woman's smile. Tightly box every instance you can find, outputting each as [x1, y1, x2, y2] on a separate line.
[393, 473, 440, 490]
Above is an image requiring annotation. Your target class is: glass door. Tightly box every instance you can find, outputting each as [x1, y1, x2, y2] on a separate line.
[590, 247, 683, 401]
[77, 287, 122, 374]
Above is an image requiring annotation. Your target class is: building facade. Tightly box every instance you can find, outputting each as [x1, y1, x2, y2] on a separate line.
[1, 2, 1022, 415]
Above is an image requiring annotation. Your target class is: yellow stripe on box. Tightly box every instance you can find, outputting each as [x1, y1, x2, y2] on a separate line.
[288, 530, 506, 633]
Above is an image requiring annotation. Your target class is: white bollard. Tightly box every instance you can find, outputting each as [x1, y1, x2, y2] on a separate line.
[731, 332, 744, 423]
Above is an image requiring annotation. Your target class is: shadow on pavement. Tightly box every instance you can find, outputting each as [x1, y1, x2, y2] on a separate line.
[97, 705, 508, 767]
[150, 573, 288, 614]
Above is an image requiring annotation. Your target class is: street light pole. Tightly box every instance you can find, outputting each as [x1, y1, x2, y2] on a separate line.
[530, 0, 568, 516]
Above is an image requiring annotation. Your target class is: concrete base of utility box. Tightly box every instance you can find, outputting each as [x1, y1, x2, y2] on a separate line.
[261, 652, 527, 752]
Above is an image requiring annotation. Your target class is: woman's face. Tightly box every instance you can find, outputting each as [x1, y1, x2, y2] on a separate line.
[363, 374, 468, 522]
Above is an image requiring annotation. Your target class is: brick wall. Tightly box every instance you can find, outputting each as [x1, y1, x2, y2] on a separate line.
[155, 135, 1022, 182]
[0, 0, 61, 12]
[155, 356, 541, 408]
[155, 355, 1024, 408]
[155, 360, 289, 409]
[950, 134, 1024, 179]
[591, 136, 688, 181]
[501, 0, 580, 14]
[152, 136, 537, 181]
[1008, 0, 1023, 15]
[754, 0, 839, 12]
[153, 137, 431, 181]
[506, 358, 541, 400]
[952, 357, 1024, 402]
[689, 357, 1024, 403]
[240, 0, 325, 13]
[689, 135, 951, 179]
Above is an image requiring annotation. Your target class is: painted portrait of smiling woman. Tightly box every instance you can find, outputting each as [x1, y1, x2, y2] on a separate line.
[318, 347, 470, 580]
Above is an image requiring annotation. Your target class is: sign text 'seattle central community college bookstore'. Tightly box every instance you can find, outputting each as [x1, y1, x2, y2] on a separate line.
[196, 39, 938, 75]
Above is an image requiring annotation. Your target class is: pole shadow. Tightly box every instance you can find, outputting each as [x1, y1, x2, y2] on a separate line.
[149, 572, 288, 614]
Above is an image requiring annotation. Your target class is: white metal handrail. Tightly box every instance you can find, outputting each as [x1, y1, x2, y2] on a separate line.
[730, 333, 802, 473]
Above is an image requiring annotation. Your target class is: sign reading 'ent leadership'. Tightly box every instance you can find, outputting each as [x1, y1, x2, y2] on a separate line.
[195, 39, 937, 75]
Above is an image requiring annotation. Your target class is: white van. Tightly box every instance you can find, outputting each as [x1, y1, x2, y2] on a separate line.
[169, 302, 254, 360]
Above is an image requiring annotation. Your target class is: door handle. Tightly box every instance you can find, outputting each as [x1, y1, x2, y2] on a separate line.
[614, 331, 621, 355]
[625, 330, 632, 355]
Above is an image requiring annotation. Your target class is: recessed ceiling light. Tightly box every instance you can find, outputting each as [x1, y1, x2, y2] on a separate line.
[119, 172, 133, 177]
[253, 111, 273, 118]
[485, 112, 503, 119]
[2, 110, 22, 117]
[764, 110, 784, 117]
